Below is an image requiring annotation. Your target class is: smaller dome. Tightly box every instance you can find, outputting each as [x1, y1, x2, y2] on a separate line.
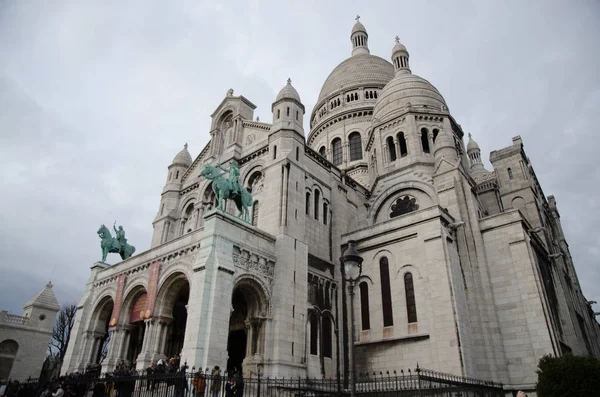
[275, 78, 301, 103]
[172, 143, 192, 166]
[467, 133, 480, 151]
[352, 20, 367, 35]
[393, 37, 407, 54]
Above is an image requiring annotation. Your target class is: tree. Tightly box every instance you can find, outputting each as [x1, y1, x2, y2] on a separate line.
[48, 303, 78, 361]
[536, 354, 600, 396]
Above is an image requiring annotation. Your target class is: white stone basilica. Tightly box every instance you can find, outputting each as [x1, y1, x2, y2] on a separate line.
[62, 19, 600, 391]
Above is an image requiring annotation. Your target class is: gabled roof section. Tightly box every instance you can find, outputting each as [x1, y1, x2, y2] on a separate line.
[24, 281, 60, 312]
[210, 94, 257, 118]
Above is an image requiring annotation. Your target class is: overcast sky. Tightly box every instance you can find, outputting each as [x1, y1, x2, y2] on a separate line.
[0, 0, 599, 316]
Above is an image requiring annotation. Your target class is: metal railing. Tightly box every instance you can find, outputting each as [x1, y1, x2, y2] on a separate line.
[2, 366, 504, 397]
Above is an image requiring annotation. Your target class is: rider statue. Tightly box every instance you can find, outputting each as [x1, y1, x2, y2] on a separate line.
[217, 162, 242, 197]
[113, 222, 127, 249]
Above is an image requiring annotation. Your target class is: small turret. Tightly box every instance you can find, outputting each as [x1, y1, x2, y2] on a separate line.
[351, 15, 369, 56]
[22, 282, 60, 332]
[466, 133, 487, 175]
[151, 143, 191, 247]
[271, 78, 305, 136]
[392, 36, 410, 75]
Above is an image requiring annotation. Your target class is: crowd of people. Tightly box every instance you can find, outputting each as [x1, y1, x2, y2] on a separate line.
[1, 356, 245, 397]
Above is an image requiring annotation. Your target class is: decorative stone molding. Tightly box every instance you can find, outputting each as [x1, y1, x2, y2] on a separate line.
[232, 246, 275, 285]
[93, 242, 202, 288]
[239, 146, 269, 166]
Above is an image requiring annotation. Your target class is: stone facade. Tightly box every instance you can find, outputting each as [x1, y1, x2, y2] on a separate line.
[62, 19, 600, 392]
[0, 283, 60, 381]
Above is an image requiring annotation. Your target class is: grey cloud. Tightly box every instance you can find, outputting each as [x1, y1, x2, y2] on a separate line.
[0, 0, 599, 315]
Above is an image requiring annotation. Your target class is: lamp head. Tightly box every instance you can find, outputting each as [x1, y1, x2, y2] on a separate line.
[341, 240, 363, 281]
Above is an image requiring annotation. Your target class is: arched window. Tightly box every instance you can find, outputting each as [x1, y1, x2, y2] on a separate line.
[398, 132, 408, 157]
[380, 257, 394, 327]
[332, 138, 343, 166]
[252, 201, 259, 226]
[296, 110, 299, 120]
[296, 147, 299, 161]
[374, 91, 378, 99]
[346, 95, 350, 102]
[169, 172, 172, 181]
[348, 132, 363, 161]
[432, 129, 439, 143]
[286, 106, 290, 117]
[305, 192, 311, 215]
[319, 146, 327, 158]
[273, 145, 277, 159]
[160, 203, 165, 215]
[322, 317, 332, 358]
[508, 168, 513, 180]
[277, 109, 280, 119]
[404, 273, 417, 323]
[386, 136, 397, 161]
[359, 282, 370, 330]
[0, 339, 19, 381]
[421, 128, 430, 153]
[309, 312, 318, 355]
[176, 170, 179, 179]
[323, 202, 328, 225]
[314, 190, 320, 220]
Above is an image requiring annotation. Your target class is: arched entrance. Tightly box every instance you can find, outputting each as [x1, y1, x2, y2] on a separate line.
[90, 296, 114, 364]
[0, 340, 19, 381]
[226, 278, 269, 375]
[155, 272, 190, 359]
[119, 286, 147, 364]
[227, 290, 248, 373]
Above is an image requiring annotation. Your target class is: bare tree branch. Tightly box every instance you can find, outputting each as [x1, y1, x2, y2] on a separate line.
[47, 303, 78, 361]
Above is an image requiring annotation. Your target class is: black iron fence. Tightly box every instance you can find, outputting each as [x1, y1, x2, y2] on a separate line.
[2, 367, 505, 397]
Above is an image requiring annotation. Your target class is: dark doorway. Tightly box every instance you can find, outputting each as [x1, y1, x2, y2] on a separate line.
[127, 322, 145, 363]
[167, 285, 190, 357]
[227, 329, 247, 374]
[227, 290, 248, 374]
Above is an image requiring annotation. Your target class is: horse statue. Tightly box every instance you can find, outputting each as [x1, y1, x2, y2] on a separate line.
[97, 224, 136, 262]
[200, 163, 253, 222]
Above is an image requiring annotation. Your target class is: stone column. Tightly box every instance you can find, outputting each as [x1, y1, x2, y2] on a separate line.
[104, 327, 123, 371]
[394, 138, 401, 159]
[383, 144, 389, 163]
[196, 207, 204, 229]
[75, 332, 93, 371]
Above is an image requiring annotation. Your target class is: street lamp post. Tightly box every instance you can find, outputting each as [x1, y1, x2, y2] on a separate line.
[341, 240, 363, 397]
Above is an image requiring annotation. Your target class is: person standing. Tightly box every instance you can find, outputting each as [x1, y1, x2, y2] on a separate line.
[209, 367, 221, 397]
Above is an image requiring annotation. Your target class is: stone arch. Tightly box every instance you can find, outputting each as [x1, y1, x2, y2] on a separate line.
[0, 339, 19, 381]
[118, 284, 148, 325]
[213, 108, 234, 131]
[89, 295, 115, 333]
[155, 271, 191, 318]
[154, 270, 190, 358]
[397, 264, 422, 280]
[201, 181, 217, 210]
[356, 274, 375, 285]
[240, 162, 265, 186]
[227, 275, 271, 375]
[371, 249, 398, 278]
[231, 275, 271, 318]
[369, 181, 437, 224]
[244, 167, 264, 196]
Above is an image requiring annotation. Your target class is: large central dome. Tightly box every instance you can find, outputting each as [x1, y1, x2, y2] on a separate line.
[317, 54, 394, 104]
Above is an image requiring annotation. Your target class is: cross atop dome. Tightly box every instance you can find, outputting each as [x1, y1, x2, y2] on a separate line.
[351, 16, 369, 56]
[395, 36, 400, 43]
[184, 143, 188, 150]
[287, 78, 292, 85]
